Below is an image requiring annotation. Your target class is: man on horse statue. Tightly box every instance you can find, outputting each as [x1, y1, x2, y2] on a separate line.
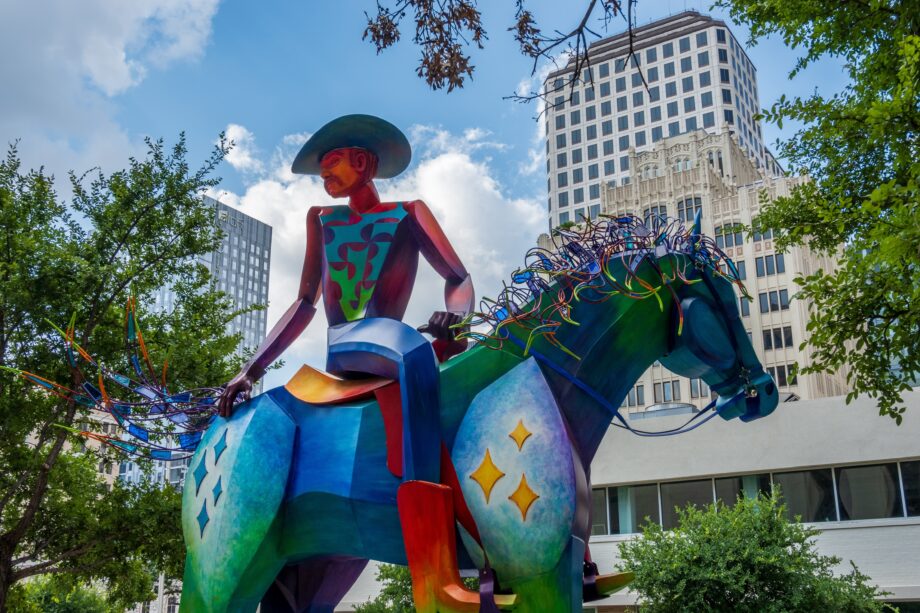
[217, 114, 484, 610]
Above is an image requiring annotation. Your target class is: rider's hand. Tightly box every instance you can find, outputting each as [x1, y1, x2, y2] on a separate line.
[217, 372, 254, 418]
[421, 311, 469, 361]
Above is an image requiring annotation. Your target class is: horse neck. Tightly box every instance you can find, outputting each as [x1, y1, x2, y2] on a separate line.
[536, 279, 677, 466]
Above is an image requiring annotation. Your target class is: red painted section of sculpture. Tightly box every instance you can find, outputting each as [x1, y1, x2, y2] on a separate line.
[374, 383, 404, 478]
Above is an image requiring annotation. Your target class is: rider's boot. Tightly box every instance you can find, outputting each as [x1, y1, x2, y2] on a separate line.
[398, 480, 516, 612]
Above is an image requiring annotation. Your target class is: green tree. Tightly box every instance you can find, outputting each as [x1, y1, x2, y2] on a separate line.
[8, 576, 110, 613]
[713, 0, 920, 421]
[353, 564, 479, 612]
[618, 492, 889, 612]
[0, 137, 245, 610]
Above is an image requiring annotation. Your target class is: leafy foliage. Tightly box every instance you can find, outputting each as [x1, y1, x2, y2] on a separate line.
[8, 576, 111, 613]
[714, 0, 920, 420]
[353, 564, 478, 612]
[618, 492, 890, 612]
[0, 137, 245, 609]
[363, 0, 625, 97]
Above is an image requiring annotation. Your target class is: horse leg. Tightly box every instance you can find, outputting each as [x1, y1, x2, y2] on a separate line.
[259, 556, 369, 613]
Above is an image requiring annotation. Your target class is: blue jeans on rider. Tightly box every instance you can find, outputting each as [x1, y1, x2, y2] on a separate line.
[326, 318, 441, 484]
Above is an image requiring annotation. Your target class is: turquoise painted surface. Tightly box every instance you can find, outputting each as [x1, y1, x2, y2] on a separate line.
[181, 392, 295, 611]
[452, 358, 576, 583]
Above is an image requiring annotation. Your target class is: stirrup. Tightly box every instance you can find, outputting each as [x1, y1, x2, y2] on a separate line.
[478, 566, 517, 612]
[583, 560, 633, 602]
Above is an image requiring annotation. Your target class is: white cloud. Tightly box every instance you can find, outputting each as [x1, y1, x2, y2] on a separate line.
[213, 125, 546, 387]
[223, 124, 264, 174]
[0, 0, 220, 180]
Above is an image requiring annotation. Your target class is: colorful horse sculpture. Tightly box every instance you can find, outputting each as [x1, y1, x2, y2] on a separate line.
[179, 217, 778, 612]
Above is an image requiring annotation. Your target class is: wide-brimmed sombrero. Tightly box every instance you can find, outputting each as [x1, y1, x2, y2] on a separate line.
[291, 114, 411, 179]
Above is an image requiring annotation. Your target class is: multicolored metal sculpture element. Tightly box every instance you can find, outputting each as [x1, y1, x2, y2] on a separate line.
[178, 122, 779, 613]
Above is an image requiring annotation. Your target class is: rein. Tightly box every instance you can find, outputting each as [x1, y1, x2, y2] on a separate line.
[502, 333, 744, 438]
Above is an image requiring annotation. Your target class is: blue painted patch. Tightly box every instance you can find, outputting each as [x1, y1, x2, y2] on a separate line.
[213, 430, 228, 464]
[193, 450, 209, 495]
[197, 501, 209, 537]
[212, 476, 223, 506]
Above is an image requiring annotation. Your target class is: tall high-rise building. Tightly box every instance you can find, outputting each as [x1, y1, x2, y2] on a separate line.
[544, 11, 782, 231]
[121, 197, 272, 487]
[541, 11, 847, 411]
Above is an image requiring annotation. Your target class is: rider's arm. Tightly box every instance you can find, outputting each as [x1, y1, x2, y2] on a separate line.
[240, 206, 326, 380]
[405, 200, 474, 314]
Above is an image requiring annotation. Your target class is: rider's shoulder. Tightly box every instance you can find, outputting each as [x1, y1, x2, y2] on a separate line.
[403, 200, 431, 215]
[307, 205, 340, 220]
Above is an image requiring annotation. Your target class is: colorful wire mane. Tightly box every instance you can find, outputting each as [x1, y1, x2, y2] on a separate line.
[456, 213, 748, 356]
[5, 298, 221, 461]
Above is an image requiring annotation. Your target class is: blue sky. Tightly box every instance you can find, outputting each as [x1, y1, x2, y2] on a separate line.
[1, 0, 847, 386]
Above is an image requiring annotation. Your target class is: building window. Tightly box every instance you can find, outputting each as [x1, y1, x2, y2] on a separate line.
[603, 160, 615, 175]
[652, 126, 663, 142]
[779, 288, 790, 309]
[773, 469, 837, 522]
[591, 488, 609, 535]
[696, 31, 708, 46]
[571, 129, 582, 144]
[585, 105, 597, 120]
[646, 47, 658, 63]
[620, 155, 630, 171]
[661, 479, 713, 529]
[558, 211, 570, 225]
[717, 28, 727, 43]
[600, 81, 611, 97]
[739, 297, 750, 317]
[572, 148, 583, 164]
[608, 484, 660, 534]
[635, 130, 647, 146]
[558, 191, 569, 207]
[722, 89, 733, 104]
[684, 96, 696, 112]
[573, 187, 584, 204]
[689, 377, 709, 398]
[616, 95, 627, 112]
[903, 461, 920, 516]
[668, 121, 680, 137]
[586, 124, 597, 140]
[720, 68, 730, 83]
[679, 37, 691, 53]
[650, 106, 662, 122]
[556, 133, 566, 148]
[677, 196, 702, 223]
[699, 71, 712, 87]
[634, 111, 646, 127]
[632, 72, 643, 87]
[836, 463, 904, 520]
[617, 115, 629, 131]
[680, 56, 693, 73]
[632, 91, 644, 107]
[585, 86, 596, 101]
[572, 168, 584, 183]
[602, 120, 613, 135]
[724, 109, 735, 124]
[598, 62, 610, 78]
[718, 48, 729, 63]
[589, 183, 600, 198]
[664, 62, 676, 78]
[604, 140, 615, 155]
[601, 101, 612, 116]
[648, 66, 659, 83]
[663, 42, 674, 58]
[653, 379, 681, 403]
[667, 101, 678, 118]
[701, 91, 713, 107]
[715, 474, 771, 507]
[555, 115, 565, 130]
[665, 81, 677, 98]
[615, 76, 626, 92]
[715, 223, 743, 248]
[698, 50, 710, 67]
[556, 152, 567, 168]
[682, 76, 694, 93]
[643, 204, 667, 222]
[557, 172, 568, 188]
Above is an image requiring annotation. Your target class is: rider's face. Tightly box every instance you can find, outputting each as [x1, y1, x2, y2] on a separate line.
[320, 149, 366, 198]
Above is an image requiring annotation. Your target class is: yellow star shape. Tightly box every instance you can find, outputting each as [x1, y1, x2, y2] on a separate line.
[508, 473, 540, 521]
[508, 419, 532, 451]
[469, 448, 505, 503]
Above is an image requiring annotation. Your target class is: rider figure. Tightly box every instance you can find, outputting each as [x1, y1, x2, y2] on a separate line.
[217, 114, 482, 609]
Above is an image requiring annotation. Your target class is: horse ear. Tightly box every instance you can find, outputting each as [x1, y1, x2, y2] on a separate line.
[691, 209, 702, 239]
